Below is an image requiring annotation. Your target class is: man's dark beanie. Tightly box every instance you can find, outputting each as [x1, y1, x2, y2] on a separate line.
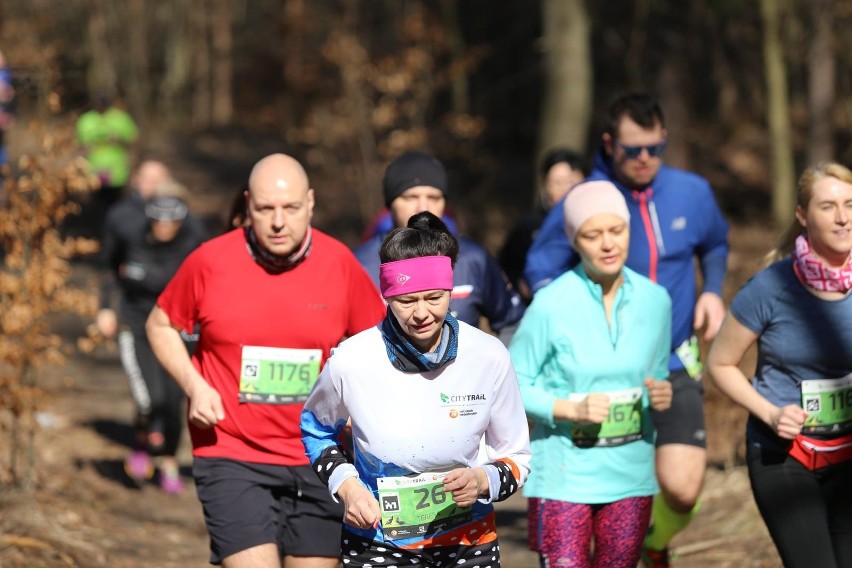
[382, 151, 448, 208]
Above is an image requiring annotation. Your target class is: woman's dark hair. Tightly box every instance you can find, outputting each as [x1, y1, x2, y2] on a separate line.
[380, 211, 459, 267]
[540, 148, 585, 179]
[604, 92, 665, 140]
[225, 184, 249, 232]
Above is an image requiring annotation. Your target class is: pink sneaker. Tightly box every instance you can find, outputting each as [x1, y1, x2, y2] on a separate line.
[124, 450, 154, 482]
[159, 469, 184, 494]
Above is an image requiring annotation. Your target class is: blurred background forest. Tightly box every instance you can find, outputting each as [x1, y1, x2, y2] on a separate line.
[1, 2, 851, 564]
[3, 0, 852, 247]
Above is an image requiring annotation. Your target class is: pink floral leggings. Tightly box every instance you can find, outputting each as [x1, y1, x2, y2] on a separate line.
[527, 496, 652, 568]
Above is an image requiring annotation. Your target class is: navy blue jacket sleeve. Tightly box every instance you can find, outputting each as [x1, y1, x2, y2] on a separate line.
[476, 250, 525, 331]
[523, 198, 575, 293]
[695, 183, 730, 297]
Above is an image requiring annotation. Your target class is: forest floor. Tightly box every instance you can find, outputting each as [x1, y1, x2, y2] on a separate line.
[0, 131, 785, 567]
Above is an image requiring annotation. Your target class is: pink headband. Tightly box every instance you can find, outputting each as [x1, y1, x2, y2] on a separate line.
[379, 256, 453, 298]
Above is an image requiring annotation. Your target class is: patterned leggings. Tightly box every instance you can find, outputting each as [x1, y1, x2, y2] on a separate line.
[528, 497, 652, 568]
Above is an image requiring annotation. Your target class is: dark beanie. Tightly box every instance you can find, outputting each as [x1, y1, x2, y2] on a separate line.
[382, 151, 448, 207]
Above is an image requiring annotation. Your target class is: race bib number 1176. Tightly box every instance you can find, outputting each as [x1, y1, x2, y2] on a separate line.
[239, 346, 321, 404]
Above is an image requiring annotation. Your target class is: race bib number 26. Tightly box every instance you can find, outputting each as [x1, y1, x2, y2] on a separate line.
[377, 472, 472, 541]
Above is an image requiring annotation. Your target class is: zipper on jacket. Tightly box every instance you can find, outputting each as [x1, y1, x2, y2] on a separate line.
[648, 200, 666, 256]
[633, 189, 659, 283]
[589, 277, 626, 350]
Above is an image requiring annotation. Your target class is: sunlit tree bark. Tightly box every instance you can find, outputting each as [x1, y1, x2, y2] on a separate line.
[807, 0, 835, 165]
[440, 0, 469, 115]
[761, 0, 796, 227]
[160, 0, 193, 120]
[537, 0, 592, 168]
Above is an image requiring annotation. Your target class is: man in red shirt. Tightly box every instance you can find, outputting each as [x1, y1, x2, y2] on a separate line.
[147, 153, 385, 568]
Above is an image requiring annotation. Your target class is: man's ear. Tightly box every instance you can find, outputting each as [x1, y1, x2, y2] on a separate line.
[307, 188, 316, 215]
[602, 133, 614, 157]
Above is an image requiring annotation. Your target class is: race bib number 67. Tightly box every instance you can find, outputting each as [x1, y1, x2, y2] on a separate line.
[239, 345, 321, 404]
[569, 387, 643, 448]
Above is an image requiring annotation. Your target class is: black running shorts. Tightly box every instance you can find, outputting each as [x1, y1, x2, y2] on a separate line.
[650, 369, 707, 448]
[193, 457, 343, 564]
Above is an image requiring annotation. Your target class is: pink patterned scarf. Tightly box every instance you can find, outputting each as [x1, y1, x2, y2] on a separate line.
[791, 235, 852, 293]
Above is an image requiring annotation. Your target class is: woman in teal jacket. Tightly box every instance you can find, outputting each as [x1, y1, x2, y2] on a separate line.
[509, 180, 672, 568]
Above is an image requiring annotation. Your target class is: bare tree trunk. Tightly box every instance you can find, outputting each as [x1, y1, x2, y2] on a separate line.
[807, 0, 835, 165]
[86, 0, 117, 98]
[21, 365, 35, 491]
[192, 0, 212, 128]
[625, 0, 650, 88]
[211, 0, 234, 126]
[656, 49, 691, 170]
[440, 0, 468, 115]
[282, 0, 306, 102]
[160, 0, 193, 121]
[761, 0, 796, 227]
[125, 0, 150, 123]
[537, 0, 592, 164]
[339, 0, 382, 224]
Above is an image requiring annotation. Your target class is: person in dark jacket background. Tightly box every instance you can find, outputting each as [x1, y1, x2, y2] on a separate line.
[354, 151, 525, 342]
[498, 147, 585, 302]
[97, 171, 207, 493]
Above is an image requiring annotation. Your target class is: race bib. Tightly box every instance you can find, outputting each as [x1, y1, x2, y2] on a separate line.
[569, 387, 643, 448]
[675, 335, 703, 380]
[802, 374, 852, 435]
[377, 471, 472, 541]
[238, 345, 321, 404]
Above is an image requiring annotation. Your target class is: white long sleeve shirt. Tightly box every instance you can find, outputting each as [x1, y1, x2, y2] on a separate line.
[301, 320, 531, 548]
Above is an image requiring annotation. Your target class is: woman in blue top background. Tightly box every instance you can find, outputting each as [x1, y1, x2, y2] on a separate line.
[509, 180, 672, 568]
[707, 162, 852, 568]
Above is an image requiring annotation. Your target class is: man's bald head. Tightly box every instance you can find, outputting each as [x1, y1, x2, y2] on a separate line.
[248, 154, 309, 198]
[245, 154, 315, 256]
[134, 160, 172, 200]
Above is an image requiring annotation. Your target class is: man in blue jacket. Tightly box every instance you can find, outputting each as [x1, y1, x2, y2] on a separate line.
[525, 93, 729, 567]
[355, 151, 525, 341]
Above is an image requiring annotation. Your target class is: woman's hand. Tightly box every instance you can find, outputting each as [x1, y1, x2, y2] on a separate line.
[645, 378, 672, 411]
[337, 477, 381, 529]
[769, 405, 807, 440]
[574, 393, 610, 424]
[443, 467, 488, 507]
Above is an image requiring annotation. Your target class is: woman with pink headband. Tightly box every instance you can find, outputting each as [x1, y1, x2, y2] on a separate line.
[301, 211, 531, 567]
[509, 180, 673, 567]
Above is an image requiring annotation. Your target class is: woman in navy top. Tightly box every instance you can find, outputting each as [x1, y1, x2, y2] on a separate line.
[707, 162, 852, 568]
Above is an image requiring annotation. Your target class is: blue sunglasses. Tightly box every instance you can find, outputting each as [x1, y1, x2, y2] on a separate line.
[617, 141, 667, 159]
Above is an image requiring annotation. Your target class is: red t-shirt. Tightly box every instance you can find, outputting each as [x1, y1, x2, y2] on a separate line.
[157, 228, 386, 465]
